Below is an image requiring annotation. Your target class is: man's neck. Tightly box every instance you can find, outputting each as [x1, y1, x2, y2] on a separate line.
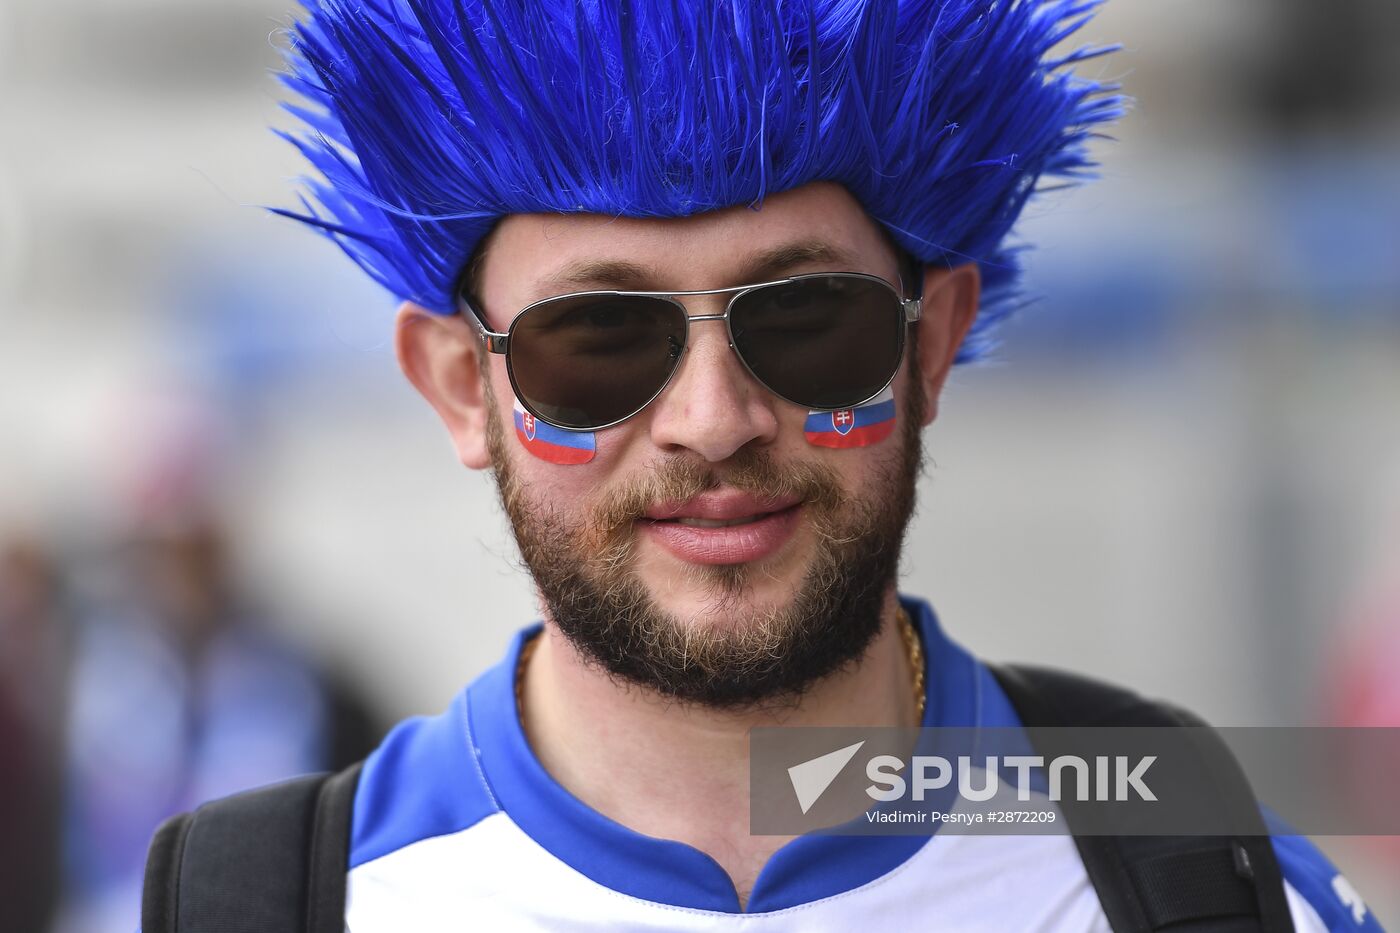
[517, 589, 919, 909]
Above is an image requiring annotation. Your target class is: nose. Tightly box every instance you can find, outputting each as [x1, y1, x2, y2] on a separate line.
[646, 311, 780, 462]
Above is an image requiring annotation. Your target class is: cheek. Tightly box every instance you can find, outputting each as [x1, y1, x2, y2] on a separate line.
[802, 385, 897, 450]
[505, 395, 649, 500]
[509, 391, 595, 465]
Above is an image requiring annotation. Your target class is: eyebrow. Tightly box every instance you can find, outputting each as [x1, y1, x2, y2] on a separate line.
[533, 240, 863, 296]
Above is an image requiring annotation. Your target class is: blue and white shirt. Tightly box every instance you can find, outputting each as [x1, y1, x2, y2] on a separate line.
[346, 595, 1382, 931]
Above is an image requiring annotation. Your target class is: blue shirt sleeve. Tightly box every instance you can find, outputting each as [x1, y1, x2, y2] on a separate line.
[1269, 815, 1387, 931]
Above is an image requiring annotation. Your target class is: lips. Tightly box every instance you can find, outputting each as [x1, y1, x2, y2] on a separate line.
[639, 491, 804, 565]
[643, 491, 804, 523]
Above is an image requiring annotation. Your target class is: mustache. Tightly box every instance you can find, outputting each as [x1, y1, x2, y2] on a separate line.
[588, 447, 845, 539]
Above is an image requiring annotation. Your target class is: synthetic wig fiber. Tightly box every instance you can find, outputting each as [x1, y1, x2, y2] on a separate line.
[274, 0, 1123, 362]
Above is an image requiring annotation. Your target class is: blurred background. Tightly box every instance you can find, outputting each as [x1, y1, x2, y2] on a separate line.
[0, 0, 1396, 929]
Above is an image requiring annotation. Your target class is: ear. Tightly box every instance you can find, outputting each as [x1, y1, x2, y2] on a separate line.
[395, 302, 494, 470]
[912, 263, 980, 426]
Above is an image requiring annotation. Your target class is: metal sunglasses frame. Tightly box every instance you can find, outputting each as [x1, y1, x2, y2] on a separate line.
[458, 271, 923, 433]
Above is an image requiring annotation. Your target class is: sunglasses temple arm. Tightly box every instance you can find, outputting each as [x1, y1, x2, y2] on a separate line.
[459, 296, 511, 354]
[899, 249, 924, 323]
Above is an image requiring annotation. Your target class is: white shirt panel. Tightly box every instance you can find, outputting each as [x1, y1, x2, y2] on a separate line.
[347, 810, 1113, 932]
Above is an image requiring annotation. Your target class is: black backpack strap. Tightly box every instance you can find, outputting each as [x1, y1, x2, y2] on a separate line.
[141, 761, 363, 933]
[306, 763, 362, 933]
[142, 808, 193, 933]
[989, 663, 1295, 933]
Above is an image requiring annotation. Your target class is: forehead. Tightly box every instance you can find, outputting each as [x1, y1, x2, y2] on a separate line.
[474, 182, 900, 313]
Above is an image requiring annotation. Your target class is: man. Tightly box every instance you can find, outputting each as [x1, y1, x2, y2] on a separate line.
[146, 0, 1380, 930]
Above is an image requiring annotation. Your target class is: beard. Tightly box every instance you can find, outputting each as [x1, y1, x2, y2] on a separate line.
[483, 372, 925, 711]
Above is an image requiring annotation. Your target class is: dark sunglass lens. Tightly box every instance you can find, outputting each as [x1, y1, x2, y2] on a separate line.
[729, 275, 904, 409]
[509, 295, 686, 429]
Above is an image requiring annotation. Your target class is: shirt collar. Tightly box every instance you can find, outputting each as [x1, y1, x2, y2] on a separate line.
[465, 593, 1016, 913]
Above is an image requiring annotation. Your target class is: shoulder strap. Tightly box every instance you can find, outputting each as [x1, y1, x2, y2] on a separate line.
[306, 763, 362, 932]
[988, 663, 1296, 933]
[141, 761, 362, 933]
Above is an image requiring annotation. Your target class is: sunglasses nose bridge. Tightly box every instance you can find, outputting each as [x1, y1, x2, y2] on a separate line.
[670, 285, 735, 316]
[673, 295, 736, 352]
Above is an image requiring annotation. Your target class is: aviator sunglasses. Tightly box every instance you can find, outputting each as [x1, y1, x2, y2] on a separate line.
[458, 254, 925, 432]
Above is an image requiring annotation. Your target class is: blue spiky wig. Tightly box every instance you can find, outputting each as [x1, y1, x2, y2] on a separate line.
[273, 0, 1122, 363]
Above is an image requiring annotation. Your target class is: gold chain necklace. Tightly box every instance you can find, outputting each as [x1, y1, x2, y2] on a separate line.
[899, 606, 928, 722]
[515, 607, 925, 722]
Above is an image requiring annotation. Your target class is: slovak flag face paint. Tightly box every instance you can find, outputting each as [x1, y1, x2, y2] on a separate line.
[804, 386, 896, 449]
[513, 397, 595, 464]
